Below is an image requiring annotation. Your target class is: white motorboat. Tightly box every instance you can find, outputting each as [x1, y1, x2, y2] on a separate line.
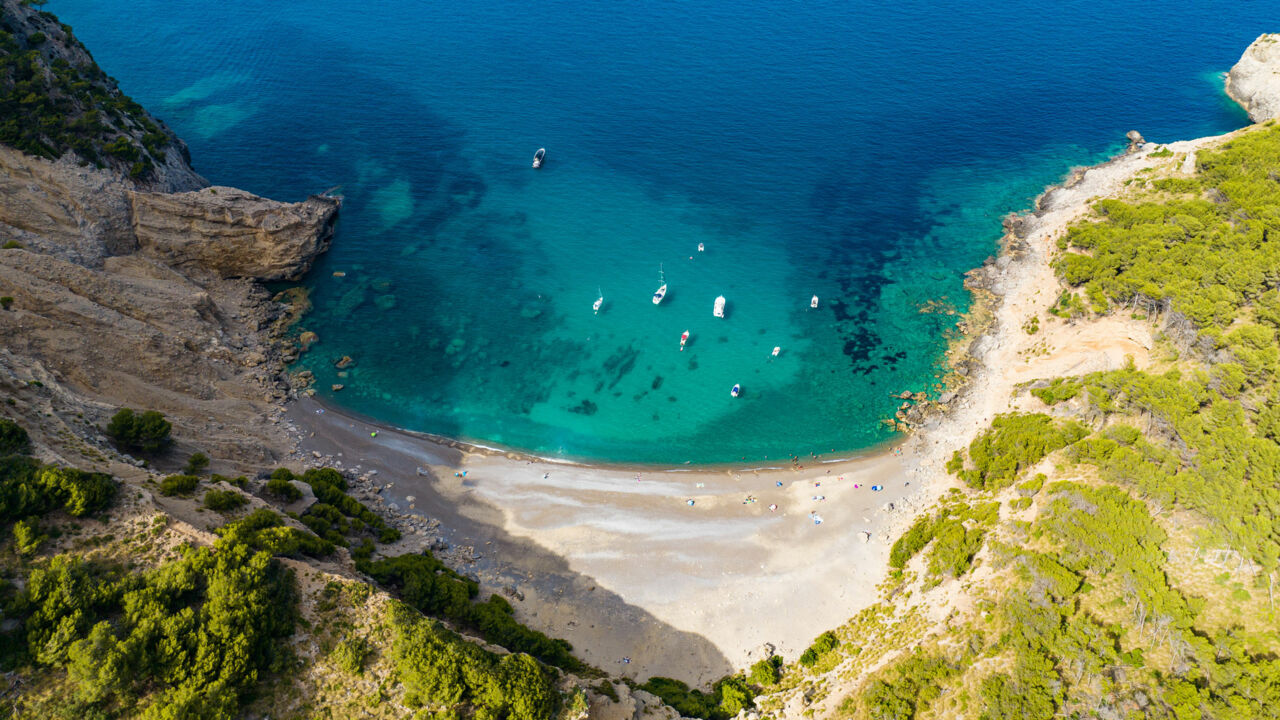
[771, 346, 780, 357]
[713, 295, 726, 318]
[697, 243, 705, 252]
[810, 294, 819, 309]
[680, 330, 689, 351]
[731, 383, 741, 398]
[593, 293, 603, 315]
[532, 148, 546, 168]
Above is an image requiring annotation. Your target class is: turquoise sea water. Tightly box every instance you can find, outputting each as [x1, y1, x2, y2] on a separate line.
[54, 1, 1259, 463]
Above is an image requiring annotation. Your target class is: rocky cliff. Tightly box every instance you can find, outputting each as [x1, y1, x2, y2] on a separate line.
[130, 186, 339, 281]
[1226, 33, 1280, 122]
[0, 4, 338, 466]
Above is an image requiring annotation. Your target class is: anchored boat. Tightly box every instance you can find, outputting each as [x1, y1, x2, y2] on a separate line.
[810, 294, 819, 309]
[593, 289, 603, 315]
[731, 383, 741, 398]
[771, 346, 780, 357]
[680, 330, 689, 351]
[713, 295, 726, 318]
[653, 264, 667, 305]
[532, 148, 546, 169]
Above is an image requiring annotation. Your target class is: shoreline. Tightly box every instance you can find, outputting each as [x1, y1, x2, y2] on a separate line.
[276, 128, 1245, 687]
[295, 393, 905, 474]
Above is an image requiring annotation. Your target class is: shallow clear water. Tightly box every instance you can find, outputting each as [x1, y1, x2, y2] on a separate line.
[55, 0, 1258, 462]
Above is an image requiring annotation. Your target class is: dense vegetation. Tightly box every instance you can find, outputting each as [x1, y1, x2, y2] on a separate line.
[0, 417, 595, 718]
[359, 551, 584, 673]
[273, 466, 401, 549]
[834, 125, 1280, 720]
[638, 676, 753, 720]
[0, 418, 298, 719]
[386, 602, 560, 720]
[0, 4, 175, 178]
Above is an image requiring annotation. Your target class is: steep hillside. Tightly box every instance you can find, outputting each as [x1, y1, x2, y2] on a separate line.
[0, 0, 203, 190]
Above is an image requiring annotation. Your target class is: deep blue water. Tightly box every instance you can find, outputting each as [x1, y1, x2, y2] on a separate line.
[53, 0, 1259, 463]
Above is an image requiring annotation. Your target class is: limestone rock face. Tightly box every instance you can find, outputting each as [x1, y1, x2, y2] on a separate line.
[0, 145, 136, 265]
[129, 187, 340, 281]
[1226, 34, 1280, 122]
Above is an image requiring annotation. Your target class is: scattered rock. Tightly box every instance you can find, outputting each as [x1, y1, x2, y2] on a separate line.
[331, 384, 344, 391]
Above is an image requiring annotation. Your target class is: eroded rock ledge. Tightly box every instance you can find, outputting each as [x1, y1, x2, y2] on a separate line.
[130, 187, 339, 281]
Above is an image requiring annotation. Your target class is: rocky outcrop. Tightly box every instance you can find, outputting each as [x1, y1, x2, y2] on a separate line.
[0, 145, 340, 281]
[1226, 34, 1280, 122]
[0, 1, 340, 466]
[129, 187, 340, 281]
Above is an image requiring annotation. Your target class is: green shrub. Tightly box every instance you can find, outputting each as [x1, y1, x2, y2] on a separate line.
[1, 240, 21, 249]
[203, 489, 247, 512]
[104, 408, 171, 453]
[595, 680, 620, 702]
[12, 518, 41, 555]
[331, 634, 370, 675]
[748, 655, 781, 686]
[217, 508, 333, 558]
[265, 476, 302, 502]
[639, 675, 752, 720]
[0, 418, 30, 455]
[158, 474, 198, 497]
[183, 451, 209, 475]
[0, 296, 11, 309]
[38, 466, 115, 516]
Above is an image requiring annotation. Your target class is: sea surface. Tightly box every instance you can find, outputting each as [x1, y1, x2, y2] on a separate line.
[55, 1, 1260, 463]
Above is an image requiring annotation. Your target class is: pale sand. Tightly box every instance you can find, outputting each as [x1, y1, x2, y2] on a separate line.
[283, 133, 1237, 688]
[288, 397, 917, 684]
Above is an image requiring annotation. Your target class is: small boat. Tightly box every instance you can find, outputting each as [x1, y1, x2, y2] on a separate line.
[713, 295, 726, 318]
[730, 383, 741, 398]
[653, 264, 667, 305]
[697, 243, 705, 252]
[810, 295, 819, 309]
[771, 346, 780, 357]
[593, 295, 603, 315]
[532, 148, 546, 169]
[680, 330, 689, 351]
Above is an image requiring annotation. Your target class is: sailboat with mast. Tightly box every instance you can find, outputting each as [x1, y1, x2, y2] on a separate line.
[593, 287, 603, 315]
[652, 264, 667, 305]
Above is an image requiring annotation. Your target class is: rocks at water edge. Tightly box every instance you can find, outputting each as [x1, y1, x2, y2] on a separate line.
[1226, 34, 1280, 122]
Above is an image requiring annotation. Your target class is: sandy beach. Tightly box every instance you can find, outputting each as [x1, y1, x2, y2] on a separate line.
[279, 132, 1237, 688]
[287, 395, 918, 684]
